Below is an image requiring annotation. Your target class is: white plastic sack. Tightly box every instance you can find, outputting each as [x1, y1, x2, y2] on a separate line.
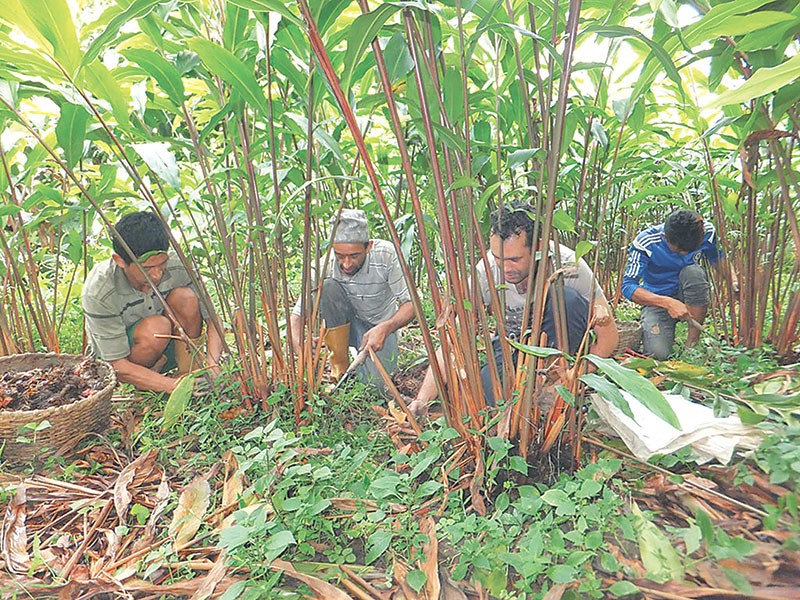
[591, 391, 763, 465]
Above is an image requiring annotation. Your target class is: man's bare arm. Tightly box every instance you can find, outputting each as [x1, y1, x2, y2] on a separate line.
[110, 357, 178, 393]
[360, 301, 416, 352]
[589, 296, 618, 357]
[630, 287, 693, 320]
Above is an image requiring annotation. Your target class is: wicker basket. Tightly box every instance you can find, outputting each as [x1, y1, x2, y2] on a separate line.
[0, 353, 116, 464]
[615, 321, 643, 354]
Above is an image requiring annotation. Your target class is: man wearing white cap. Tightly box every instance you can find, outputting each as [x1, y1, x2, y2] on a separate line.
[289, 209, 415, 386]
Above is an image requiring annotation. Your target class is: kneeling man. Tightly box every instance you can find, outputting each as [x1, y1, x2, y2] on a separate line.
[290, 209, 415, 386]
[410, 202, 617, 413]
[622, 209, 734, 360]
[82, 211, 223, 393]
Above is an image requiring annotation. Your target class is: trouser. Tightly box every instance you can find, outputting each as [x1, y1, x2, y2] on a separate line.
[480, 337, 516, 407]
[641, 264, 709, 360]
[318, 278, 399, 388]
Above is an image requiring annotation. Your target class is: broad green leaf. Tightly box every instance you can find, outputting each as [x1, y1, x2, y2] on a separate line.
[219, 524, 250, 549]
[122, 48, 185, 106]
[55, 103, 90, 170]
[697, 11, 797, 40]
[656, 0, 680, 28]
[739, 19, 799, 52]
[219, 581, 247, 600]
[83, 0, 162, 66]
[574, 240, 596, 262]
[223, 3, 249, 52]
[132, 142, 181, 190]
[631, 502, 684, 583]
[187, 38, 269, 114]
[83, 62, 131, 128]
[162, 374, 195, 430]
[590, 119, 608, 148]
[410, 446, 441, 479]
[0, 45, 64, 83]
[507, 148, 544, 169]
[581, 372, 635, 420]
[382, 32, 414, 83]
[509, 340, 563, 358]
[547, 564, 576, 584]
[227, 0, 302, 27]
[608, 581, 639, 597]
[588, 25, 682, 91]
[620, 183, 687, 208]
[342, 3, 403, 93]
[509, 456, 528, 475]
[541, 489, 576, 516]
[587, 355, 680, 429]
[713, 54, 800, 107]
[264, 530, 295, 561]
[0, 206, 22, 218]
[369, 473, 403, 499]
[2, 0, 53, 55]
[365, 530, 392, 564]
[632, 0, 774, 102]
[315, 0, 352, 34]
[491, 23, 561, 68]
[684, 0, 774, 45]
[406, 569, 427, 593]
[553, 209, 575, 233]
[16, 0, 81, 75]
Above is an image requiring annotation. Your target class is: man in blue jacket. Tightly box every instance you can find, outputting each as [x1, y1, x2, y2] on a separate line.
[622, 209, 735, 359]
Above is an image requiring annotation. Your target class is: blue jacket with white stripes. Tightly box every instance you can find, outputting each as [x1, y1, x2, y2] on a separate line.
[621, 220, 720, 301]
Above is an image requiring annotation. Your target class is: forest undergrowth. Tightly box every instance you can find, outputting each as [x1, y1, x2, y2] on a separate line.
[1, 327, 798, 600]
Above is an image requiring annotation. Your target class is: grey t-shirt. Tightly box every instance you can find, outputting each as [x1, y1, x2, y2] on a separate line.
[82, 252, 208, 361]
[292, 239, 411, 325]
[476, 242, 603, 338]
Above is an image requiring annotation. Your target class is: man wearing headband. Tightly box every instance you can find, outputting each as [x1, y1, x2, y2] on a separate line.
[289, 208, 415, 386]
[82, 211, 223, 392]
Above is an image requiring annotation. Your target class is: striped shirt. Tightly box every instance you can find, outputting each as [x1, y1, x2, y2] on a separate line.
[621, 221, 720, 300]
[82, 252, 208, 361]
[292, 239, 411, 325]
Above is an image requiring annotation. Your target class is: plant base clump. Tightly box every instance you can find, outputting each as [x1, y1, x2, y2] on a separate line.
[0, 359, 107, 411]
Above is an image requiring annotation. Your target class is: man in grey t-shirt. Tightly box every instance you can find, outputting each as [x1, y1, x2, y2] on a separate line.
[289, 209, 414, 385]
[82, 211, 223, 393]
[409, 202, 618, 414]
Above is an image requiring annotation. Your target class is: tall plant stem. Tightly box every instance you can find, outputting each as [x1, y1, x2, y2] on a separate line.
[296, 0, 448, 428]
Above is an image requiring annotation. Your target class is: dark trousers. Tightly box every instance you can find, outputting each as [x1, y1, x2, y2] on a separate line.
[318, 278, 399, 387]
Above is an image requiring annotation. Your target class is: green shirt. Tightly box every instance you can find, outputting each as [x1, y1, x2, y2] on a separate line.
[82, 253, 208, 361]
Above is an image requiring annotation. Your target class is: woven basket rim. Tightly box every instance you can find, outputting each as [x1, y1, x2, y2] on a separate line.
[0, 353, 117, 422]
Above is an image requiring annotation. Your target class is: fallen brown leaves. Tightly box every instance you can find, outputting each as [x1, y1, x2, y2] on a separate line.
[0, 421, 478, 600]
[0, 448, 246, 599]
[598, 445, 800, 599]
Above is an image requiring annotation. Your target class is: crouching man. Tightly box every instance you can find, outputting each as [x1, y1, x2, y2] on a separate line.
[622, 209, 736, 360]
[409, 202, 618, 414]
[289, 208, 415, 387]
[82, 211, 223, 393]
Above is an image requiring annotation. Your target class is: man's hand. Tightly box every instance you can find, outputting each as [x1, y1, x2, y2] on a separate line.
[664, 297, 691, 320]
[407, 398, 428, 417]
[592, 301, 613, 327]
[360, 323, 389, 352]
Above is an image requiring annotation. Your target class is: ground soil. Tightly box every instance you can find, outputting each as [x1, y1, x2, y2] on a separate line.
[392, 361, 428, 398]
[0, 359, 107, 411]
